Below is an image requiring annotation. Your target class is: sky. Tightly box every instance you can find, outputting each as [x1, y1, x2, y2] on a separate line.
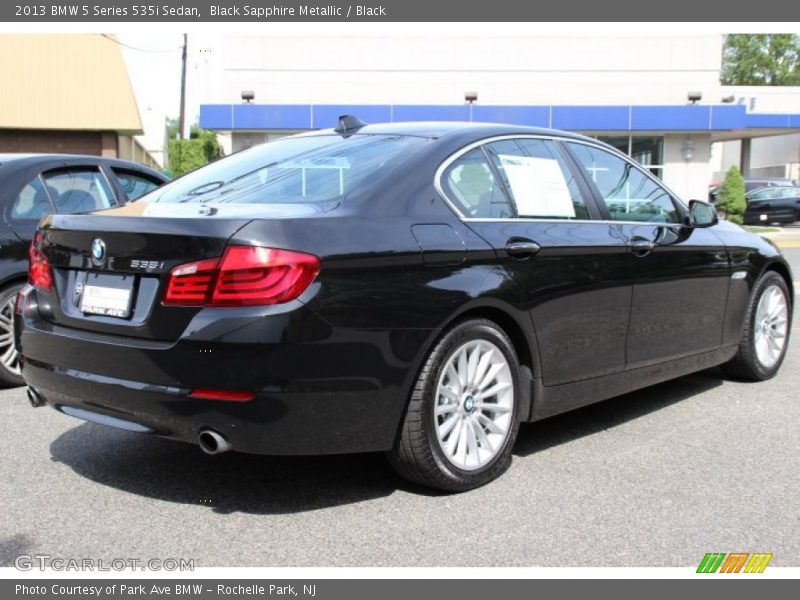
[116, 34, 190, 135]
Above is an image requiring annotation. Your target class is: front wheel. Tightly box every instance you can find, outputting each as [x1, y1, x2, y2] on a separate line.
[389, 319, 522, 492]
[724, 271, 791, 381]
[0, 283, 24, 387]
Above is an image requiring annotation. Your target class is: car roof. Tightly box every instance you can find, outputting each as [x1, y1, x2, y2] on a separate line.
[748, 185, 800, 193]
[301, 120, 596, 143]
[0, 153, 167, 180]
[0, 153, 137, 165]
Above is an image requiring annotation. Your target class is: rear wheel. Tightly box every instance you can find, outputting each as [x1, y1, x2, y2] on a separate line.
[724, 271, 791, 381]
[0, 283, 24, 387]
[389, 319, 521, 492]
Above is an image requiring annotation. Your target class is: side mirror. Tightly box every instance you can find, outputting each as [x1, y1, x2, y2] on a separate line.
[688, 200, 718, 228]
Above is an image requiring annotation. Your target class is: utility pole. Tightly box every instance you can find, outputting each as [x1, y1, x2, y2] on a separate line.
[179, 33, 188, 139]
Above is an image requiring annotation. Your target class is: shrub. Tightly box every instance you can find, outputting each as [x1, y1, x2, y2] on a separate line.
[717, 166, 747, 224]
[168, 129, 221, 177]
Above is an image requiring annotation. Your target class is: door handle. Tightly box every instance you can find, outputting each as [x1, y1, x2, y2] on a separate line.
[505, 239, 541, 259]
[629, 237, 655, 257]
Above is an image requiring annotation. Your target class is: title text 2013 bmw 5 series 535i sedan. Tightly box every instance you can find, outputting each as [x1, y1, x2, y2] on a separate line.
[14, 118, 794, 491]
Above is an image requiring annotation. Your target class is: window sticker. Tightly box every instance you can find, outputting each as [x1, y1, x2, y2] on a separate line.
[498, 155, 576, 218]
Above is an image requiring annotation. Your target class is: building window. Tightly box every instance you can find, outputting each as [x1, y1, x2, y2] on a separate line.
[596, 135, 665, 179]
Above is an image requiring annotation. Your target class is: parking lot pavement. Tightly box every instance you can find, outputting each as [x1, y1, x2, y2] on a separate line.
[1, 257, 799, 569]
[762, 222, 800, 248]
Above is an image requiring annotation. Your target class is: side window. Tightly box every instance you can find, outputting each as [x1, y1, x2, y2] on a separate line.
[748, 188, 777, 201]
[111, 169, 162, 201]
[566, 142, 680, 223]
[441, 148, 513, 218]
[484, 139, 590, 219]
[11, 176, 54, 220]
[42, 169, 115, 214]
[783, 187, 800, 198]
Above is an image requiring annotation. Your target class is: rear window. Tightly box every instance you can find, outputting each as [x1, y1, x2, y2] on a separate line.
[147, 134, 428, 205]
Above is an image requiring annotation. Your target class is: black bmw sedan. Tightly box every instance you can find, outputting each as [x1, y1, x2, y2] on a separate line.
[15, 120, 793, 491]
[0, 154, 168, 386]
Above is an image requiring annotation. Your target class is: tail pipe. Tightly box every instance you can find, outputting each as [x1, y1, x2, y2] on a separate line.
[197, 429, 232, 455]
[27, 387, 45, 408]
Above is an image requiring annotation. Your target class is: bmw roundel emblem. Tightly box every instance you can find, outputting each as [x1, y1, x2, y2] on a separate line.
[91, 238, 106, 264]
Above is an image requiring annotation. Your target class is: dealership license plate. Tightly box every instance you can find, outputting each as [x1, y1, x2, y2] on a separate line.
[760, 214, 768, 222]
[80, 284, 133, 318]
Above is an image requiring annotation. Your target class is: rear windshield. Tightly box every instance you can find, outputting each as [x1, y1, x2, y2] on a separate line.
[146, 134, 427, 205]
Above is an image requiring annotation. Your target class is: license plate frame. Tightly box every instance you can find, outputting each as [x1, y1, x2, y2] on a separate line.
[79, 275, 134, 318]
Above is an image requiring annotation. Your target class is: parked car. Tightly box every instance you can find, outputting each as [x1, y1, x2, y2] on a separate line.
[743, 186, 800, 225]
[15, 120, 793, 491]
[0, 154, 168, 385]
[709, 177, 795, 203]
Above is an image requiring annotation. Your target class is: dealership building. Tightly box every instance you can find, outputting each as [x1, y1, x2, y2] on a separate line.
[0, 35, 163, 168]
[195, 32, 800, 200]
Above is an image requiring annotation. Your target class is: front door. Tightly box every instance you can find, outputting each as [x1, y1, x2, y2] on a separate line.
[564, 141, 730, 368]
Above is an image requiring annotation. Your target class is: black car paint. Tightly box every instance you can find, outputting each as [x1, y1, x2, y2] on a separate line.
[15, 124, 794, 456]
[0, 155, 168, 290]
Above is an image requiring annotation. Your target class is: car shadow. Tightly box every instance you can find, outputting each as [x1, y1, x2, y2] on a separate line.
[49, 425, 403, 514]
[49, 368, 726, 512]
[514, 367, 725, 457]
[0, 534, 35, 567]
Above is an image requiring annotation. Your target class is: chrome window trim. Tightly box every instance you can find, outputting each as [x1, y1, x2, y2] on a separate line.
[433, 133, 688, 226]
[460, 217, 683, 227]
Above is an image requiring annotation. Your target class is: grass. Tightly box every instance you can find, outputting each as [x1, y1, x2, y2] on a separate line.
[742, 225, 782, 234]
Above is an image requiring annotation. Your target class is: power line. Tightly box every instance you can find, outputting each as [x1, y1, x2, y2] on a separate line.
[99, 34, 182, 53]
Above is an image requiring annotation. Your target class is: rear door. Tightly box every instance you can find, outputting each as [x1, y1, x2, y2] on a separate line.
[6, 165, 118, 245]
[6, 173, 57, 243]
[564, 141, 731, 368]
[442, 136, 634, 386]
[42, 166, 118, 213]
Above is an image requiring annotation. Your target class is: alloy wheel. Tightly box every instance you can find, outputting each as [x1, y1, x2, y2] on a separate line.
[753, 284, 789, 368]
[433, 339, 514, 471]
[0, 295, 20, 376]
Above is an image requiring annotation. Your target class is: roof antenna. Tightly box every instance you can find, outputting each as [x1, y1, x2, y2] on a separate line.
[334, 114, 367, 136]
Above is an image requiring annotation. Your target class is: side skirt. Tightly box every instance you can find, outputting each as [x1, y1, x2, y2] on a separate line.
[528, 345, 739, 422]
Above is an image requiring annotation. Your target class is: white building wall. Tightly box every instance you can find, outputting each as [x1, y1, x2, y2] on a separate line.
[195, 33, 724, 106]
[663, 134, 713, 200]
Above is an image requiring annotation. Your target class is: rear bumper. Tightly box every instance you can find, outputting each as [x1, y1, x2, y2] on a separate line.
[17, 291, 434, 455]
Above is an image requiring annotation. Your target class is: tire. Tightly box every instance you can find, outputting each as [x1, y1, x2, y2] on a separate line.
[724, 271, 792, 381]
[0, 282, 24, 387]
[389, 318, 522, 492]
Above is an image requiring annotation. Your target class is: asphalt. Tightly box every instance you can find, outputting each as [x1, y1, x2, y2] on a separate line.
[1, 246, 799, 569]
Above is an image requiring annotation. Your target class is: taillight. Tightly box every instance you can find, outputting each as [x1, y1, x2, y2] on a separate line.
[163, 257, 219, 306]
[28, 231, 53, 292]
[163, 246, 320, 307]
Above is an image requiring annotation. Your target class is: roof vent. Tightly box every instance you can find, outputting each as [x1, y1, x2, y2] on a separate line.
[334, 115, 367, 136]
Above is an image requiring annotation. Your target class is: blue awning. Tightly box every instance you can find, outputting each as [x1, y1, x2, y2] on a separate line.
[200, 103, 800, 133]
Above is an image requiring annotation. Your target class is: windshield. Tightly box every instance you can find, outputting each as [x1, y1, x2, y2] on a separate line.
[144, 134, 428, 205]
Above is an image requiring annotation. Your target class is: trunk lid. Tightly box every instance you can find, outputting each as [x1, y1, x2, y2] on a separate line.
[35, 202, 331, 340]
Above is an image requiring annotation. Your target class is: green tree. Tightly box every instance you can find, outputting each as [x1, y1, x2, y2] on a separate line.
[717, 166, 747, 224]
[165, 117, 180, 141]
[721, 34, 800, 86]
[168, 128, 221, 176]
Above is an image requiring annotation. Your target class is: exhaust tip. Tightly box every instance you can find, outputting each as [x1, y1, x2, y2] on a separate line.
[26, 387, 45, 408]
[197, 429, 231, 455]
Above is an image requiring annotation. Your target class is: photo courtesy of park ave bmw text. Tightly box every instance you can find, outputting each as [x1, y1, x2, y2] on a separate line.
[0, 0, 799, 596]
